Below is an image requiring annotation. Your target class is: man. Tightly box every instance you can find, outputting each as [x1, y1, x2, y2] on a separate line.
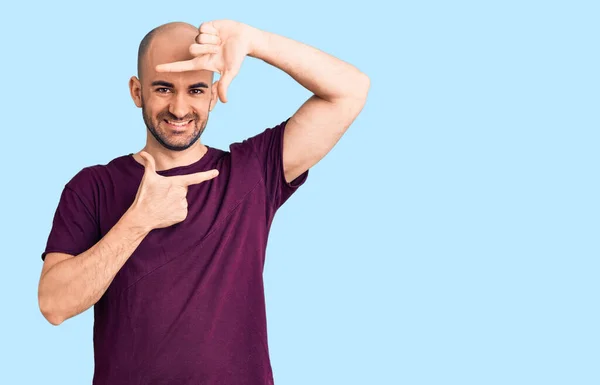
[38, 20, 369, 384]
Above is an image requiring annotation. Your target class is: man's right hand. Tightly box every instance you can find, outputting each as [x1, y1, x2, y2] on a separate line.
[129, 151, 219, 231]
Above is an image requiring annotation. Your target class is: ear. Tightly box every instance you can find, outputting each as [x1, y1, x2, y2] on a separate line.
[209, 80, 219, 112]
[129, 76, 143, 108]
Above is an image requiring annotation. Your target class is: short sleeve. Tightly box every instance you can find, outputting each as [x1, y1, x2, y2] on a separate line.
[41, 170, 101, 261]
[243, 118, 309, 210]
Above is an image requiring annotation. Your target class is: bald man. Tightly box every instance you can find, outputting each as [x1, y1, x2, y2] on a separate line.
[38, 20, 369, 384]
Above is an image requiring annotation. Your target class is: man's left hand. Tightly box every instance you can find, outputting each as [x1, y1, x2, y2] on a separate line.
[156, 20, 256, 103]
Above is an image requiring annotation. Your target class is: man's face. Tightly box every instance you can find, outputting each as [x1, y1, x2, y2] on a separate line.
[140, 75, 213, 151]
[130, 30, 217, 151]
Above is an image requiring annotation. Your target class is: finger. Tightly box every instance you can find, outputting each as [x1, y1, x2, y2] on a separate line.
[176, 169, 219, 186]
[199, 22, 218, 36]
[156, 59, 198, 73]
[218, 71, 235, 103]
[197, 33, 221, 45]
[188, 55, 221, 73]
[189, 43, 219, 56]
[138, 151, 156, 174]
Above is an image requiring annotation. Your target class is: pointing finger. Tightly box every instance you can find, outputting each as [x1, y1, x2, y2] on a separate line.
[177, 169, 219, 186]
[156, 59, 199, 73]
[188, 55, 221, 73]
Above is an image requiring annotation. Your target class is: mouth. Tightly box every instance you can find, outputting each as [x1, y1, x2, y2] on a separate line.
[164, 119, 194, 131]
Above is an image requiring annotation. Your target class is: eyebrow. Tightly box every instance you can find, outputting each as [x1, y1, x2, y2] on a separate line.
[151, 81, 209, 89]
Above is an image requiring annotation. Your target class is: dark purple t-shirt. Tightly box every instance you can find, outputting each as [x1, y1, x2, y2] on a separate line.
[42, 119, 308, 385]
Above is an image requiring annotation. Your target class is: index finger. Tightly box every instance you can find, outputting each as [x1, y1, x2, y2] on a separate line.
[176, 169, 219, 186]
[156, 59, 198, 73]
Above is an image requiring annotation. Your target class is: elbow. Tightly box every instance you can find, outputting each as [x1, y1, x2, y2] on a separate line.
[352, 73, 370, 110]
[38, 291, 65, 326]
[45, 314, 64, 326]
[46, 317, 64, 327]
[349, 72, 370, 105]
[360, 73, 370, 100]
[362, 72, 370, 88]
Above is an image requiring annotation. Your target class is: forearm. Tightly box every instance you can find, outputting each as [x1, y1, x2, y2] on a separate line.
[248, 27, 370, 101]
[38, 209, 150, 325]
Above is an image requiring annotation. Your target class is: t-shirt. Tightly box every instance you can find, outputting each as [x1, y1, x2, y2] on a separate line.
[41, 118, 309, 385]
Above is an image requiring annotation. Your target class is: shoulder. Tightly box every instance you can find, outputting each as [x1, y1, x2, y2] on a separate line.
[64, 154, 131, 195]
[65, 166, 99, 192]
[228, 119, 290, 158]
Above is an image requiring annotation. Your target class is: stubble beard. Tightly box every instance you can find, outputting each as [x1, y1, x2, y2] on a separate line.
[141, 102, 208, 152]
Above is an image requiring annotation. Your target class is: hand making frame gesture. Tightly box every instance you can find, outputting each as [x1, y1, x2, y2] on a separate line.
[156, 19, 256, 104]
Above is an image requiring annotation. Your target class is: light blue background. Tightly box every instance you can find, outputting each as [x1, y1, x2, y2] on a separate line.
[1, 0, 598, 384]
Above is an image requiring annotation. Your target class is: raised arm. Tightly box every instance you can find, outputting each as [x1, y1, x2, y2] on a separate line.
[249, 27, 370, 183]
[155, 20, 370, 183]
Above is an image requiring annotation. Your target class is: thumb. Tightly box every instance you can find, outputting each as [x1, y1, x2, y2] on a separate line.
[218, 71, 235, 103]
[138, 151, 157, 176]
[177, 169, 219, 186]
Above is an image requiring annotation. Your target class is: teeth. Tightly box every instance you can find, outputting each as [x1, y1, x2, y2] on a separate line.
[167, 120, 191, 126]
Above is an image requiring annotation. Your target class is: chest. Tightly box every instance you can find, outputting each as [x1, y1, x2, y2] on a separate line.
[96, 155, 270, 297]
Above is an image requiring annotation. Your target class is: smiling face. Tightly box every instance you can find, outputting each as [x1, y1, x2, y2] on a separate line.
[129, 23, 218, 151]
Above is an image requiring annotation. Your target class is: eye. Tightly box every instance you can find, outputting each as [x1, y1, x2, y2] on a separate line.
[190, 89, 205, 95]
[156, 88, 171, 93]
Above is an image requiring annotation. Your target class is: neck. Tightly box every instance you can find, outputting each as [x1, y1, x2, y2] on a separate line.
[133, 140, 208, 171]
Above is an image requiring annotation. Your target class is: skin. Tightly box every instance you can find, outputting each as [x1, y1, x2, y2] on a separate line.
[152, 19, 371, 183]
[129, 22, 220, 171]
[38, 19, 370, 326]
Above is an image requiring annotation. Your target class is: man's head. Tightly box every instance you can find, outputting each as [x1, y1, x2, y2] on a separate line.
[129, 22, 218, 151]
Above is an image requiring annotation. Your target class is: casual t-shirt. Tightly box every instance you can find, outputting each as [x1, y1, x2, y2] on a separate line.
[41, 118, 309, 385]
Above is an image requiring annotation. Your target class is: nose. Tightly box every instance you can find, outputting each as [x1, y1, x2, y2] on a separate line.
[168, 92, 191, 119]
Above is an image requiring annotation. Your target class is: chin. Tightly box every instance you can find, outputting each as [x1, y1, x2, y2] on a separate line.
[163, 135, 199, 149]
[145, 117, 206, 151]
